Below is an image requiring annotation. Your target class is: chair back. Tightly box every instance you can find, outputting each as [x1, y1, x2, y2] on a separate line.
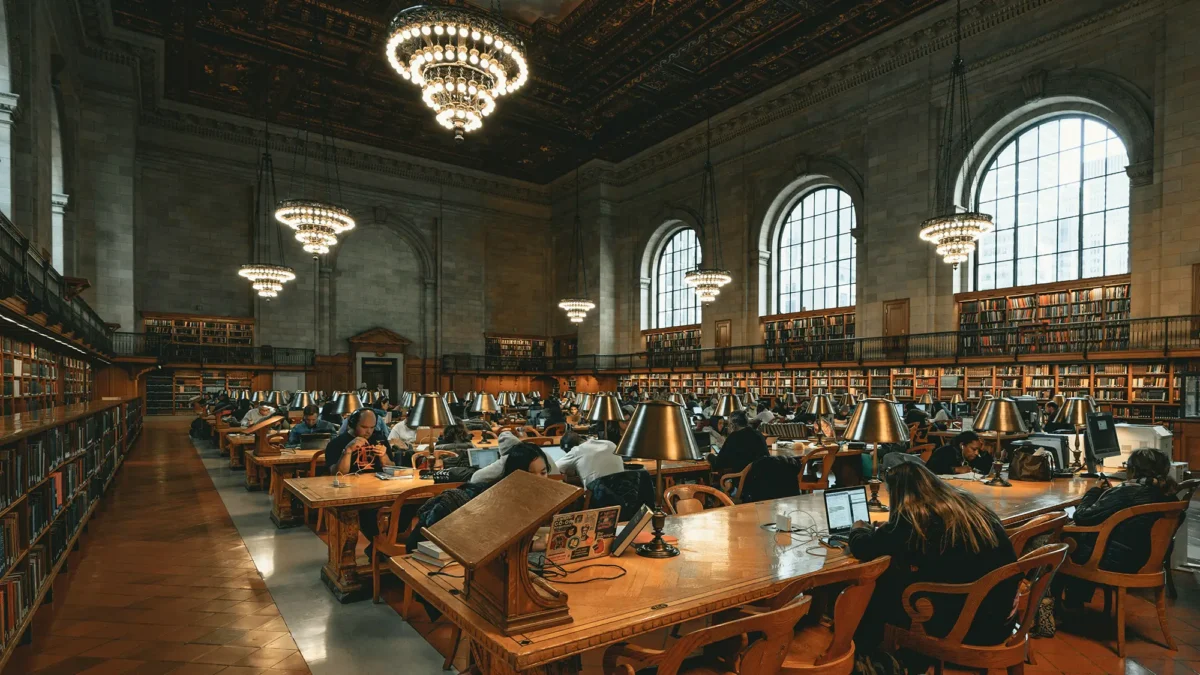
[664, 484, 734, 515]
[524, 436, 556, 447]
[1005, 510, 1068, 556]
[382, 483, 462, 547]
[1006, 544, 1071, 648]
[911, 443, 936, 464]
[797, 446, 837, 492]
[308, 450, 327, 477]
[656, 596, 813, 675]
[1064, 500, 1189, 577]
[587, 470, 656, 521]
[720, 464, 753, 500]
[544, 423, 566, 437]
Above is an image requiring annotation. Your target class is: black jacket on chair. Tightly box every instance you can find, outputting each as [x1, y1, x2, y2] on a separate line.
[587, 471, 656, 521]
[1069, 478, 1177, 573]
[740, 456, 802, 504]
[709, 427, 770, 474]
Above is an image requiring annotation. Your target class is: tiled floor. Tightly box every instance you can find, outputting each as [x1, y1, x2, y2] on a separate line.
[7, 418, 311, 675]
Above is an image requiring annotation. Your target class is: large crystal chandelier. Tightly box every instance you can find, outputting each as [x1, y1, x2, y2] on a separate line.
[919, 0, 993, 268]
[385, 4, 529, 142]
[275, 86, 355, 257]
[239, 119, 295, 299]
[683, 36, 732, 304]
[558, 168, 595, 323]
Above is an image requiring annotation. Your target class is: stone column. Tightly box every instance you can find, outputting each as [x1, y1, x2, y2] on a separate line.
[319, 266, 333, 355]
[50, 191, 67, 272]
[0, 92, 16, 220]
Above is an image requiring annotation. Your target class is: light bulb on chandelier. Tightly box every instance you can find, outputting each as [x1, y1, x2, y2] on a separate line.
[684, 269, 732, 303]
[274, 199, 356, 257]
[238, 264, 296, 299]
[557, 298, 595, 324]
[918, 212, 994, 268]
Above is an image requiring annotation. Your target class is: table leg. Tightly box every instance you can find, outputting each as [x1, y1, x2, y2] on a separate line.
[471, 644, 579, 675]
[270, 466, 303, 529]
[320, 505, 369, 603]
[218, 433, 230, 456]
[245, 459, 262, 491]
[230, 444, 245, 469]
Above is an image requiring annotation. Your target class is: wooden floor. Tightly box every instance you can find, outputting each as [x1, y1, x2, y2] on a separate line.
[6, 417, 311, 675]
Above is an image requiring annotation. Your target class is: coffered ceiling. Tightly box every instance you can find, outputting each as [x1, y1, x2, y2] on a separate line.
[107, 0, 948, 183]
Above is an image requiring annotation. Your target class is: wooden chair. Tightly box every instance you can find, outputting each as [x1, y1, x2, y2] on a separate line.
[521, 425, 541, 437]
[797, 447, 837, 493]
[663, 484, 734, 515]
[887, 543, 1069, 675]
[544, 423, 565, 436]
[523, 436, 556, 447]
[371, 483, 461, 605]
[1060, 500, 1189, 656]
[911, 443, 936, 464]
[411, 449, 460, 471]
[719, 464, 752, 501]
[1166, 478, 1200, 598]
[602, 595, 812, 675]
[757, 556, 891, 675]
[1005, 511, 1069, 556]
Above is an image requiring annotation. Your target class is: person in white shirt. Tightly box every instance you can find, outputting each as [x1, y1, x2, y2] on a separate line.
[702, 396, 718, 419]
[388, 414, 417, 449]
[555, 435, 624, 488]
[753, 402, 776, 425]
[471, 432, 558, 483]
[241, 404, 276, 427]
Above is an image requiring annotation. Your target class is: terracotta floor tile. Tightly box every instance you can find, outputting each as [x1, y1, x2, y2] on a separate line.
[77, 659, 150, 675]
[232, 649, 295, 669]
[229, 631, 289, 649]
[191, 646, 259, 666]
[164, 665, 226, 675]
[80, 640, 157, 659]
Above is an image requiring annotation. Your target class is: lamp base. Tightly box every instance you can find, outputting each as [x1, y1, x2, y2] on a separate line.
[866, 479, 888, 512]
[635, 507, 679, 558]
[983, 473, 1012, 487]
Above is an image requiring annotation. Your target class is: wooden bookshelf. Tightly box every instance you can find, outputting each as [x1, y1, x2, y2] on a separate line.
[643, 326, 701, 354]
[761, 309, 855, 360]
[145, 369, 254, 414]
[552, 335, 578, 359]
[1, 337, 94, 417]
[484, 334, 547, 360]
[142, 312, 255, 346]
[0, 397, 142, 667]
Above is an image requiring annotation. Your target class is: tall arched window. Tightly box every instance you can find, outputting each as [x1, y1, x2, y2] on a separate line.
[776, 187, 856, 314]
[653, 229, 701, 328]
[974, 116, 1129, 291]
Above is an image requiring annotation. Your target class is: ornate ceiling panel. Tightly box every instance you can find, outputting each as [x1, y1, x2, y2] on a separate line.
[108, 0, 948, 183]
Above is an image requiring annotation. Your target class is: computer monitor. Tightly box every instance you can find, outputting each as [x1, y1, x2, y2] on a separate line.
[1014, 396, 1041, 429]
[893, 402, 905, 419]
[1084, 412, 1121, 474]
[1025, 433, 1068, 472]
[541, 446, 567, 467]
[953, 402, 972, 418]
[467, 448, 500, 469]
[692, 431, 712, 451]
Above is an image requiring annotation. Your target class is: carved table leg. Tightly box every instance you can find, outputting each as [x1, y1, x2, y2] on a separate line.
[270, 466, 302, 529]
[245, 458, 262, 491]
[320, 505, 368, 603]
[230, 444, 245, 469]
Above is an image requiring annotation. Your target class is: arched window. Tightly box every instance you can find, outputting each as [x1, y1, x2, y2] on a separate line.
[776, 187, 856, 314]
[653, 229, 701, 328]
[974, 116, 1129, 291]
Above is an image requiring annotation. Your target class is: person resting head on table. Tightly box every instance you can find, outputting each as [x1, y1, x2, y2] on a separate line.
[754, 401, 776, 425]
[470, 431, 559, 484]
[705, 411, 770, 474]
[286, 404, 338, 445]
[848, 460, 1019, 669]
[1054, 448, 1179, 609]
[927, 430, 993, 475]
[556, 430, 623, 488]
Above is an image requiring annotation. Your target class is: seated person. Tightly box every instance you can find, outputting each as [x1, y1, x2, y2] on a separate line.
[556, 432, 623, 488]
[324, 409, 394, 557]
[903, 403, 931, 426]
[241, 403, 277, 428]
[849, 461, 1019, 663]
[543, 398, 566, 426]
[706, 411, 769, 474]
[286, 404, 337, 445]
[754, 402, 776, 425]
[435, 422, 476, 452]
[319, 399, 342, 426]
[705, 415, 728, 447]
[1056, 448, 1179, 607]
[702, 397, 718, 419]
[927, 430, 992, 475]
[565, 405, 582, 426]
[1043, 400, 1061, 426]
[387, 410, 418, 450]
[933, 405, 952, 422]
[339, 405, 389, 436]
[461, 416, 493, 432]
[471, 431, 552, 483]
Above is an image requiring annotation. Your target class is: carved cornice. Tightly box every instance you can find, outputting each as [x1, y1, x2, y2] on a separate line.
[51, 193, 71, 213]
[0, 92, 19, 121]
[1125, 159, 1153, 188]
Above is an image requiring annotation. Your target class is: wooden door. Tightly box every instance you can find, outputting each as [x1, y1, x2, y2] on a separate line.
[715, 320, 731, 349]
[883, 299, 910, 358]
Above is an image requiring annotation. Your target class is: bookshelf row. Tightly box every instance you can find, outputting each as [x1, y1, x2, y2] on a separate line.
[552, 336, 578, 359]
[146, 369, 255, 415]
[1, 337, 94, 417]
[957, 276, 1130, 332]
[762, 310, 856, 358]
[0, 398, 142, 666]
[142, 312, 255, 346]
[617, 360, 1187, 423]
[644, 327, 701, 355]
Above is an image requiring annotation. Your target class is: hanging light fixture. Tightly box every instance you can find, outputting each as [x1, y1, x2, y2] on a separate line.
[384, 3, 529, 142]
[683, 31, 732, 303]
[919, 0, 993, 268]
[275, 71, 355, 257]
[558, 168, 596, 324]
[239, 117, 295, 299]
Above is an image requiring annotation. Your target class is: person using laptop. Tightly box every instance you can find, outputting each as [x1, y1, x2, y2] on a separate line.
[926, 430, 993, 475]
[286, 404, 337, 446]
[706, 411, 769, 474]
[848, 460, 1019, 668]
[555, 432, 623, 488]
[387, 408, 418, 450]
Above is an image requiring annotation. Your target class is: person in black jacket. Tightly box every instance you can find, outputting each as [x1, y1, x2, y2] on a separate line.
[706, 411, 770, 474]
[544, 397, 566, 426]
[1056, 449, 1179, 607]
[849, 461, 1019, 665]
[926, 430, 993, 475]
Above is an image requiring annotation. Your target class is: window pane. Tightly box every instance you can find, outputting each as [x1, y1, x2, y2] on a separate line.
[1105, 243, 1129, 275]
[774, 187, 857, 312]
[653, 229, 701, 328]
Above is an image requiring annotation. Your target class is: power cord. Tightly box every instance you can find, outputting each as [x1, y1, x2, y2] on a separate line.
[537, 559, 628, 584]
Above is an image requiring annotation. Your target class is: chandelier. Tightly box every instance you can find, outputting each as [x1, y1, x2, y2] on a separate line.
[683, 33, 732, 304]
[239, 119, 294, 299]
[919, 0, 993, 268]
[558, 168, 595, 323]
[385, 4, 528, 142]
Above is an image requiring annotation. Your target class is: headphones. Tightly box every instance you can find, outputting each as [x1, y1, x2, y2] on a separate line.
[347, 408, 373, 430]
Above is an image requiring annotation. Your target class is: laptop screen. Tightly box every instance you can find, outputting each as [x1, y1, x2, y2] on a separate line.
[467, 448, 500, 468]
[824, 486, 870, 534]
[692, 406, 703, 416]
[541, 446, 567, 466]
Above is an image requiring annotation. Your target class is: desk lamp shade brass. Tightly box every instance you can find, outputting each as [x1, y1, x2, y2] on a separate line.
[290, 392, 313, 410]
[616, 401, 702, 558]
[1052, 393, 1066, 408]
[497, 392, 512, 408]
[578, 393, 595, 414]
[742, 391, 758, 407]
[975, 397, 994, 423]
[840, 392, 858, 410]
[783, 392, 798, 406]
[470, 392, 499, 415]
[513, 392, 529, 405]
[714, 393, 744, 417]
[842, 398, 911, 445]
[1054, 396, 1096, 426]
[409, 394, 455, 427]
[950, 393, 964, 405]
[811, 394, 836, 418]
[667, 392, 685, 406]
[443, 391, 459, 405]
[975, 394, 994, 413]
[251, 390, 266, 404]
[918, 392, 935, 406]
[401, 391, 418, 408]
[975, 397, 1027, 487]
[336, 393, 363, 416]
[236, 390, 250, 400]
[265, 391, 283, 407]
[587, 394, 626, 423]
[361, 391, 379, 406]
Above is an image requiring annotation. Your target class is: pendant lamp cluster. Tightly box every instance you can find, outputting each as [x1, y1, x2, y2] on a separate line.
[919, 0, 993, 268]
[558, 168, 595, 324]
[239, 116, 295, 299]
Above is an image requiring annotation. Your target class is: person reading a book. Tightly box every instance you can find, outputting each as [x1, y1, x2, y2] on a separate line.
[241, 403, 276, 428]
[927, 430, 992, 475]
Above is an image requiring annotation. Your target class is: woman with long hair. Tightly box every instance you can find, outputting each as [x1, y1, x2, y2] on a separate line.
[849, 461, 1019, 655]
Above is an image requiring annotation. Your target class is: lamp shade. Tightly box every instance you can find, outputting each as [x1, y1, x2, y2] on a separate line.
[1052, 393, 1066, 408]
[950, 393, 964, 405]
[918, 391, 935, 406]
[617, 401, 702, 462]
[336, 393, 363, 415]
[497, 392, 511, 407]
[577, 393, 594, 413]
[236, 390, 250, 400]
[667, 393, 685, 406]
[1053, 397, 1096, 427]
[975, 397, 1028, 434]
[361, 390, 379, 406]
[742, 391, 758, 407]
[843, 398, 910, 444]
[290, 392, 313, 410]
[443, 391, 459, 405]
[512, 392, 528, 405]
[783, 392, 798, 406]
[811, 393, 837, 417]
[975, 394, 994, 412]
[840, 392, 858, 409]
[251, 390, 265, 404]
[975, 397, 994, 422]
[587, 394, 627, 423]
[400, 392, 418, 408]
[409, 394, 455, 427]
[714, 393, 744, 417]
[265, 391, 283, 406]
[470, 392, 499, 415]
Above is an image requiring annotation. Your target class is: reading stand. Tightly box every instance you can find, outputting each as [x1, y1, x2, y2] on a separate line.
[423, 471, 582, 635]
[250, 415, 285, 456]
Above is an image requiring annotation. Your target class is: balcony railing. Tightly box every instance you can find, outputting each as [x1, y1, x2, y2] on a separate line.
[0, 213, 114, 354]
[112, 332, 315, 367]
[443, 315, 1200, 374]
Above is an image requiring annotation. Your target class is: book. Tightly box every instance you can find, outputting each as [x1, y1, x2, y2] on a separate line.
[411, 551, 455, 569]
[416, 541, 449, 561]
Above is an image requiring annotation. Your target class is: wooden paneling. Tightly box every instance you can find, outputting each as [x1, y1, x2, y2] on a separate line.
[94, 365, 142, 400]
[312, 354, 352, 393]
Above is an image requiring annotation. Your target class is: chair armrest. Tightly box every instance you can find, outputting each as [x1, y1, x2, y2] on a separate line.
[602, 642, 663, 675]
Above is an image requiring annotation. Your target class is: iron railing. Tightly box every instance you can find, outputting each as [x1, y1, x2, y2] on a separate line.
[112, 332, 316, 367]
[0, 213, 114, 353]
[444, 315, 1200, 374]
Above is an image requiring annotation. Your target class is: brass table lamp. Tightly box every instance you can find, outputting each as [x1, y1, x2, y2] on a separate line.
[469, 392, 499, 421]
[918, 391, 935, 407]
[444, 391, 459, 405]
[1053, 396, 1096, 471]
[742, 390, 758, 408]
[335, 392, 363, 416]
[409, 393, 456, 428]
[975, 397, 1028, 487]
[616, 401, 702, 558]
[950, 393, 964, 405]
[811, 393, 837, 445]
[842, 397, 909, 511]
[667, 393, 686, 406]
[290, 391, 313, 410]
[713, 393, 744, 417]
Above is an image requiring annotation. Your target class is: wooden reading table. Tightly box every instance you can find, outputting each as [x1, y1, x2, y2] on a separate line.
[390, 475, 1098, 674]
[247, 449, 322, 527]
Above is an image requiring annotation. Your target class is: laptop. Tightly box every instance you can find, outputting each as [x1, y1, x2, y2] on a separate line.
[299, 433, 332, 450]
[467, 448, 500, 468]
[692, 406, 703, 417]
[824, 486, 870, 543]
[541, 446, 567, 466]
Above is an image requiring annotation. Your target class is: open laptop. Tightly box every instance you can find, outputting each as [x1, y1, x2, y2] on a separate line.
[467, 448, 500, 468]
[824, 486, 870, 544]
[541, 446, 567, 467]
[299, 433, 332, 450]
